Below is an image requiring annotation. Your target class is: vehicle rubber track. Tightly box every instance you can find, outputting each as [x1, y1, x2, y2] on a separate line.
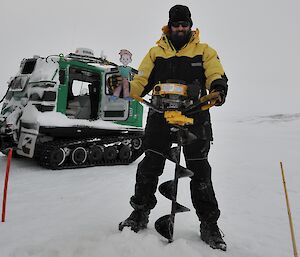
[36, 133, 144, 170]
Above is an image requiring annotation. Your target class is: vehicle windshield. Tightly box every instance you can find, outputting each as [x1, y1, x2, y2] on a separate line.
[10, 76, 29, 91]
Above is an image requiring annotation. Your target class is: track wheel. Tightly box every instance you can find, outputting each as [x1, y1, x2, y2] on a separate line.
[119, 145, 132, 160]
[49, 147, 66, 168]
[71, 147, 87, 165]
[104, 146, 118, 161]
[89, 145, 104, 162]
[132, 138, 142, 150]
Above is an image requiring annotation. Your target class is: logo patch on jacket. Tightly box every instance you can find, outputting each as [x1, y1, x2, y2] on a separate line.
[191, 62, 202, 67]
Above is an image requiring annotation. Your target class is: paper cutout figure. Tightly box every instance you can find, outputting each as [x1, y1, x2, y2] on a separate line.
[111, 49, 132, 101]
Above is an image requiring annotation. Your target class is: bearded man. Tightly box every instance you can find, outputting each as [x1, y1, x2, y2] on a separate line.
[117, 5, 228, 251]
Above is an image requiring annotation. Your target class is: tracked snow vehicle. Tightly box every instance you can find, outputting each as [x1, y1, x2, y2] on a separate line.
[0, 48, 144, 169]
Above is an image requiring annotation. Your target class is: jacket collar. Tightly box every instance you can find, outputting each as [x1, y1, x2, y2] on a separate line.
[157, 25, 200, 50]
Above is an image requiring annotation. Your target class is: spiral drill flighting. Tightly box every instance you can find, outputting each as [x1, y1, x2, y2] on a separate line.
[154, 129, 194, 242]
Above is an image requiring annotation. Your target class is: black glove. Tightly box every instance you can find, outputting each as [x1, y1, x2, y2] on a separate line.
[210, 81, 228, 106]
[212, 88, 226, 106]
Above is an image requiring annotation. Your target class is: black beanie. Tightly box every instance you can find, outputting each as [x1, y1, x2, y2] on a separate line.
[168, 5, 193, 28]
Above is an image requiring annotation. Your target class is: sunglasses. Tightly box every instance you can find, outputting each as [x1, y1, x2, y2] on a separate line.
[171, 21, 190, 28]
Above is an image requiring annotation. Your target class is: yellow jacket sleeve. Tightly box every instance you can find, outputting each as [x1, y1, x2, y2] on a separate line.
[203, 45, 225, 90]
[130, 48, 156, 97]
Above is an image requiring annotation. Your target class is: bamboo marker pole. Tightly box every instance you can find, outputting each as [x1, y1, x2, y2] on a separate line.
[280, 162, 298, 257]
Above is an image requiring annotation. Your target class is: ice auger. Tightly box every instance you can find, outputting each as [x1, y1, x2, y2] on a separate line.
[154, 128, 194, 242]
[133, 82, 220, 242]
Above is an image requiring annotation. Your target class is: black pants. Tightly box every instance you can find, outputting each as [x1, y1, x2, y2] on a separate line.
[130, 112, 220, 223]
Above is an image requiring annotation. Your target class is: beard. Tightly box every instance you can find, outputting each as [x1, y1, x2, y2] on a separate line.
[169, 29, 192, 50]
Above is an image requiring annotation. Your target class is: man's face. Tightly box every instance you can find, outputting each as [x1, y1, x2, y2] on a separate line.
[169, 21, 192, 49]
[170, 21, 191, 37]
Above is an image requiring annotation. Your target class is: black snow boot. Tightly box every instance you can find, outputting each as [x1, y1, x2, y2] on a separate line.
[119, 209, 150, 233]
[200, 222, 227, 251]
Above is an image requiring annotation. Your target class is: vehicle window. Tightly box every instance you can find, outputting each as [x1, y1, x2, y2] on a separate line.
[71, 80, 90, 96]
[10, 76, 29, 91]
[21, 59, 37, 74]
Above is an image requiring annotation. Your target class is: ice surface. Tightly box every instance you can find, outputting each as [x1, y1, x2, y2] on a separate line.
[0, 115, 299, 257]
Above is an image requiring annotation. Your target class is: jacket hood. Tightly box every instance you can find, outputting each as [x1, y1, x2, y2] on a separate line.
[157, 25, 200, 50]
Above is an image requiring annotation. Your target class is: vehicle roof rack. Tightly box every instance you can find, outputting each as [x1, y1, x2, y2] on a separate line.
[66, 53, 118, 67]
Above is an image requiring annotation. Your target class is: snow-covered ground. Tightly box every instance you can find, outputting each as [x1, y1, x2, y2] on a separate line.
[0, 113, 299, 257]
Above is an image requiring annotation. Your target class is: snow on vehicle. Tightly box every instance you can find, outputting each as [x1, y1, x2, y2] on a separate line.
[0, 48, 144, 169]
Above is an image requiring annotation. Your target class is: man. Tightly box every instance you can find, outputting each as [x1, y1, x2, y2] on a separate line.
[117, 5, 228, 251]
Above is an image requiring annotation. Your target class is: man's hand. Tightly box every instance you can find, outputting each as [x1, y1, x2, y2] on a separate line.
[210, 85, 227, 106]
[212, 89, 226, 106]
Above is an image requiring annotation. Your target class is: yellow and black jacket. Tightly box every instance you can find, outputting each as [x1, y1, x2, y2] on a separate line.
[130, 26, 228, 98]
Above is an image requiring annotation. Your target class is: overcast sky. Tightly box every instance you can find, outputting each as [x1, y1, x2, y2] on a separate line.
[0, 0, 299, 117]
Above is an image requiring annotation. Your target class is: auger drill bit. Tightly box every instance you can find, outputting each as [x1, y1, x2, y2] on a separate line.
[154, 129, 194, 242]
